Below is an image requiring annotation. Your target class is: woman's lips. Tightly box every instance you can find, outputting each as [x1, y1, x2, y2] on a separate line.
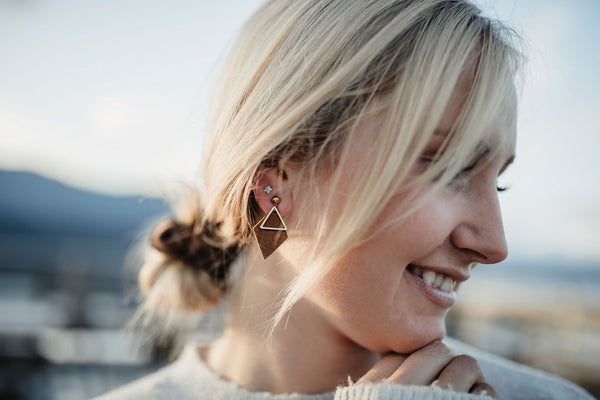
[406, 265, 457, 308]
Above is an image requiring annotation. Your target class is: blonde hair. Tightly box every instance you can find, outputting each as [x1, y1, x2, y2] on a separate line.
[139, 0, 523, 328]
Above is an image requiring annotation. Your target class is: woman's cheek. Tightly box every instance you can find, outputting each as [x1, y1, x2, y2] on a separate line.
[389, 194, 458, 255]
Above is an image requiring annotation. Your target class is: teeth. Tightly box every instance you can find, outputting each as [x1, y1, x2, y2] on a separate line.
[422, 270, 436, 285]
[440, 277, 455, 293]
[419, 269, 456, 293]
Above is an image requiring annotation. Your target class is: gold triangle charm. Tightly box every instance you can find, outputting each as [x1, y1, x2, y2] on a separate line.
[259, 206, 287, 230]
[253, 206, 288, 259]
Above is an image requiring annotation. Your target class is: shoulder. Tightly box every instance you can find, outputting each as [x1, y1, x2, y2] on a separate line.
[90, 360, 193, 400]
[91, 345, 219, 400]
[444, 337, 595, 400]
[92, 344, 334, 400]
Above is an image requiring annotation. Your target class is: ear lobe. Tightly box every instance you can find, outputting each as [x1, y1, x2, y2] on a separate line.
[252, 168, 292, 217]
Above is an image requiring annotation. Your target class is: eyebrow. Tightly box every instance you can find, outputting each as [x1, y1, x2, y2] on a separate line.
[430, 132, 516, 173]
[499, 154, 515, 175]
[477, 144, 515, 176]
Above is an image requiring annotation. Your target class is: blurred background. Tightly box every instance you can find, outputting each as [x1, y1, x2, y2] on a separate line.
[1, 0, 599, 399]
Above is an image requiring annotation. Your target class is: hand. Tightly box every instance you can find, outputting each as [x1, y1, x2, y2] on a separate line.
[358, 341, 498, 399]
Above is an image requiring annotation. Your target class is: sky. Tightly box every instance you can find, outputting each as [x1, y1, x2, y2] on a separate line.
[1, 0, 599, 263]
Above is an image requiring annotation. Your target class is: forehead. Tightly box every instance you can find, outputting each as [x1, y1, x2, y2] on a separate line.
[338, 53, 518, 179]
[482, 86, 517, 155]
[436, 93, 517, 152]
[438, 61, 517, 156]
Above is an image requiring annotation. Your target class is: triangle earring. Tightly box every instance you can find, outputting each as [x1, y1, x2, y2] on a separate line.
[259, 205, 287, 231]
[253, 195, 288, 259]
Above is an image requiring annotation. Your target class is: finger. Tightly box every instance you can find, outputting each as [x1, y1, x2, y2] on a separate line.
[358, 353, 407, 383]
[471, 383, 499, 399]
[435, 354, 485, 392]
[386, 341, 456, 385]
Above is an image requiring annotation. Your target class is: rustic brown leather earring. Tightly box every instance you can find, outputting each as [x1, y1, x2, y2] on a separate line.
[253, 192, 288, 259]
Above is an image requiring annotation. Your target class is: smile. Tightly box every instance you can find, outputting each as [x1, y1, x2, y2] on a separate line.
[406, 265, 456, 293]
[406, 264, 461, 308]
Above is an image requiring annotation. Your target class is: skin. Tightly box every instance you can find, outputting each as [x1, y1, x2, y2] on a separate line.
[204, 65, 516, 397]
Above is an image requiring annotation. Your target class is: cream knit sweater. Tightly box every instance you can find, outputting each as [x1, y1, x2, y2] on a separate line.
[94, 338, 594, 400]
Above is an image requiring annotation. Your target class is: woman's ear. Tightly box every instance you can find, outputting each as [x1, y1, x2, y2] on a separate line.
[253, 168, 292, 217]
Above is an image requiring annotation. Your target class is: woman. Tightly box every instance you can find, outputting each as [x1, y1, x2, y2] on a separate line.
[97, 0, 593, 399]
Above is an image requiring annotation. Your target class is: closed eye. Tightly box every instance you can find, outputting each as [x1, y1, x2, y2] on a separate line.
[458, 160, 478, 174]
[453, 147, 490, 181]
[496, 155, 515, 193]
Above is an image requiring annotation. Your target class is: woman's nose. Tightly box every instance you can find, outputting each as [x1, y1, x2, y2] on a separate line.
[450, 185, 509, 264]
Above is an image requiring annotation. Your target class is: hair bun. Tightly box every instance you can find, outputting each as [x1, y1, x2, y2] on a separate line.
[150, 217, 241, 286]
[150, 219, 193, 260]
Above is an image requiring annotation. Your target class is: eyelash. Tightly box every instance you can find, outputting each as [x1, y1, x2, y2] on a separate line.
[422, 158, 509, 192]
[455, 161, 478, 177]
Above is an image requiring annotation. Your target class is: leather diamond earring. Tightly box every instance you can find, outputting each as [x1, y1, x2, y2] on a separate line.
[253, 195, 287, 259]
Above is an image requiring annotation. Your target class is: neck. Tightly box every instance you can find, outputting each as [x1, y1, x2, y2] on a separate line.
[205, 248, 379, 394]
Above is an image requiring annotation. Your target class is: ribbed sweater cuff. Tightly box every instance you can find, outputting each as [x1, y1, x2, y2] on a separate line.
[334, 383, 495, 400]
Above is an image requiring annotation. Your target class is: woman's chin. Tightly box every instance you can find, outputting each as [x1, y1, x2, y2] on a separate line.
[387, 322, 447, 355]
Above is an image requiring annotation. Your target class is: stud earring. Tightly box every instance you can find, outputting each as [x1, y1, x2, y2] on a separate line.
[263, 185, 273, 194]
[253, 195, 287, 259]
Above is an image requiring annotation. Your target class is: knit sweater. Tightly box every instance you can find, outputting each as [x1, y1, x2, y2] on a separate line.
[93, 338, 594, 400]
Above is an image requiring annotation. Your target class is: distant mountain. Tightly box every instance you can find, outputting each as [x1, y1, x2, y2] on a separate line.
[0, 170, 170, 236]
